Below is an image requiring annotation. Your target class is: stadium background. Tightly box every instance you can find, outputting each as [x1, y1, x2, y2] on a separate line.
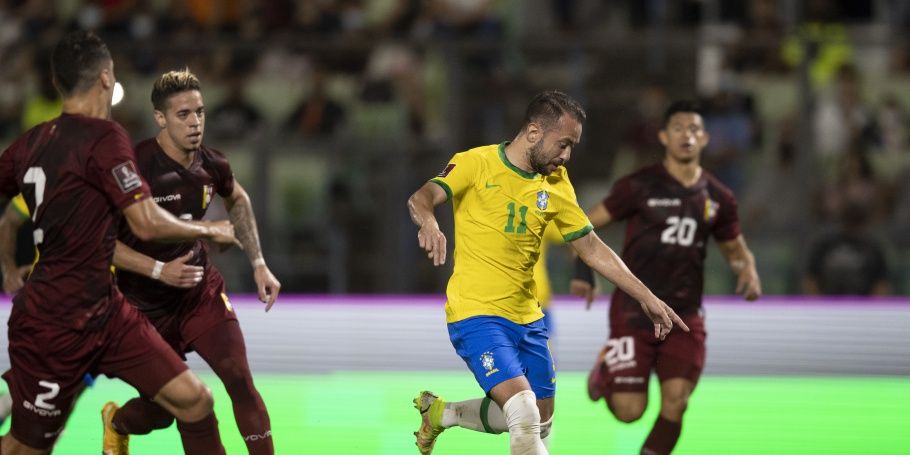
[0, 0, 909, 453]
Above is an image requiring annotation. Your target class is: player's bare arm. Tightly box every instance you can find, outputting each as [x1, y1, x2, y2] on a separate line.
[571, 230, 689, 339]
[569, 204, 615, 304]
[122, 197, 238, 246]
[112, 241, 203, 289]
[407, 182, 448, 266]
[223, 182, 281, 310]
[0, 203, 28, 294]
[718, 235, 762, 301]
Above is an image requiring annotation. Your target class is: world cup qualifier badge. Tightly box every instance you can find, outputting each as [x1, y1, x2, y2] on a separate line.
[536, 191, 549, 210]
[437, 163, 456, 177]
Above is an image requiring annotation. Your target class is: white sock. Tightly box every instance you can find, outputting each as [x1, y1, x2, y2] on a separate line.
[503, 390, 548, 455]
[442, 397, 507, 433]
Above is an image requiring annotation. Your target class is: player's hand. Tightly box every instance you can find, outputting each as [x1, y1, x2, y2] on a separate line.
[736, 267, 762, 301]
[417, 223, 447, 266]
[570, 279, 596, 310]
[253, 263, 281, 312]
[205, 220, 241, 249]
[159, 251, 204, 289]
[640, 298, 689, 340]
[3, 265, 30, 295]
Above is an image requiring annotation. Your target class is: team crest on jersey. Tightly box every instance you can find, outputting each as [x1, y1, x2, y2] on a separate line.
[202, 185, 214, 209]
[480, 351, 499, 377]
[536, 191, 549, 210]
[704, 198, 719, 221]
[112, 162, 142, 193]
[437, 163, 456, 177]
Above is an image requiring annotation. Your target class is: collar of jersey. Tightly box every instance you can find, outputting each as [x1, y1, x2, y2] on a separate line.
[498, 142, 538, 179]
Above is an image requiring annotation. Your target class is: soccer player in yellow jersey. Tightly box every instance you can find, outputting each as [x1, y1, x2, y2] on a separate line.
[407, 91, 688, 454]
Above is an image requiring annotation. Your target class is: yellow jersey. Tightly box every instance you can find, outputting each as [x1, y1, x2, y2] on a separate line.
[533, 223, 564, 309]
[430, 142, 592, 324]
[10, 194, 29, 221]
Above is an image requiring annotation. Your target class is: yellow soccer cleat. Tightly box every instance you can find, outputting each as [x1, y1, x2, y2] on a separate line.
[101, 401, 129, 455]
[413, 391, 446, 454]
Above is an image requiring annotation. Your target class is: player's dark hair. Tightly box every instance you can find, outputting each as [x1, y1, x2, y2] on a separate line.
[51, 31, 111, 97]
[522, 90, 586, 131]
[662, 100, 704, 128]
[151, 69, 201, 111]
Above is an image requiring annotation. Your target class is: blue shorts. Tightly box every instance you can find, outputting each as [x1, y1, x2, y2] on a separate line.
[448, 316, 555, 399]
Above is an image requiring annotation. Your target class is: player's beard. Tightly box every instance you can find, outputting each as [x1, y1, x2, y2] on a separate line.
[527, 140, 553, 175]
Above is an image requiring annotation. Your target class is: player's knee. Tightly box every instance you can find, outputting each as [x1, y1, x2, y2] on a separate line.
[660, 392, 689, 416]
[610, 402, 646, 423]
[502, 390, 541, 434]
[172, 384, 214, 423]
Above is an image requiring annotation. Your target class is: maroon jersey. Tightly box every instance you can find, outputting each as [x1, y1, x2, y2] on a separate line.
[116, 138, 234, 319]
[0, 113, 150, 329]
[604, 164, 740, 329]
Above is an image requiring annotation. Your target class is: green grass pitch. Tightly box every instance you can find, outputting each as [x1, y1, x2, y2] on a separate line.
[5, 372, 907, 454]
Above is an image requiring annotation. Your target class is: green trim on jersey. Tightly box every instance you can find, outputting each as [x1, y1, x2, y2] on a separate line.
[562, 224, 593, 242]
[498, 142, 538, 180]
[430, 178, 453, 202]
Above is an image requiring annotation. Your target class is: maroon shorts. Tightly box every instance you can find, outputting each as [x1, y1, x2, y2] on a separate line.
[146, 272, 238, 358]
[603, 314, 706, 393]
[3, 296, 187, 449]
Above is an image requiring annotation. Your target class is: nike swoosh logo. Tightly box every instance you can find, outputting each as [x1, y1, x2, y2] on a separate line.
[485, 183, 501, 189]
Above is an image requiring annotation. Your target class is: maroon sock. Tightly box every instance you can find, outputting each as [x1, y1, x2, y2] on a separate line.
[176, 412, 225, 455]
[112, 397, 174, 435]
[641, 415, 682, 455]
[194, 320, 273, 454]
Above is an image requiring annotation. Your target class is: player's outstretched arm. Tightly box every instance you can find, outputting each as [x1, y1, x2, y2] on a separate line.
[718, 235, 762, 301]
[0, 202, 28, 294]
[407, 182, 448, 266]
[223, 182, 280, 310]
[569, 204, 615, 306]
[570, 231, 689, 339]
[122, 198, 239, 247]
[112, 241, 203, 288]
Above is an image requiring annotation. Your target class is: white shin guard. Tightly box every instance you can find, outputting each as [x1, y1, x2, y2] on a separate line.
[502, 390, 548, 455]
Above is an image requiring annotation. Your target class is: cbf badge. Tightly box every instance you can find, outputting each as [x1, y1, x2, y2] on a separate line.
[536, 191, 549, 210]
[481, 351, 500, 377]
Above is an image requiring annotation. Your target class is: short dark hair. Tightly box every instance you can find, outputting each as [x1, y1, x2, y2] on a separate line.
[151, 69, 201, 111]
[662, 100, 704, 128]
[51, 31, 111, 97]
[522, 90, 586, 131]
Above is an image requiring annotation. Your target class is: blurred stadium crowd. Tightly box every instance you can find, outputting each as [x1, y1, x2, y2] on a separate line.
[1, 0, 910, 296]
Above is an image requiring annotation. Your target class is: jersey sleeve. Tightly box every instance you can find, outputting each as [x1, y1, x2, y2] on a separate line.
[87, 125, 151, 210]
[711, 188, 741, 242]
[429, 151, 480, 201]
[552, 174, 593, 242]
[208, 148, 236, 198]
[603, 174, 641, 221]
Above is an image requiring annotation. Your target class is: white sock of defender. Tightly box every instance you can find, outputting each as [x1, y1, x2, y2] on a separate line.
[502, 390, 548, 455]
[441, 397, 507, 433]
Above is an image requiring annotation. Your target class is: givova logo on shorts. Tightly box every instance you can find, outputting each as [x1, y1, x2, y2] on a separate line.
[604, 336, 636, 373]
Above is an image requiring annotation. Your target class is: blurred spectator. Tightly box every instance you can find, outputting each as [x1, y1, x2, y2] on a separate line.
[803, 201, 891, 296]
[815, 149, 891, 226]
[207, 75, 264, 141]
[702, 85, 760, 194]
[21, 49, 60, 130]
[813, 64, 874, 176]
[618, 83, 668, 172]
[283, 64, 346, 138]
[741, 120, 806, 235]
